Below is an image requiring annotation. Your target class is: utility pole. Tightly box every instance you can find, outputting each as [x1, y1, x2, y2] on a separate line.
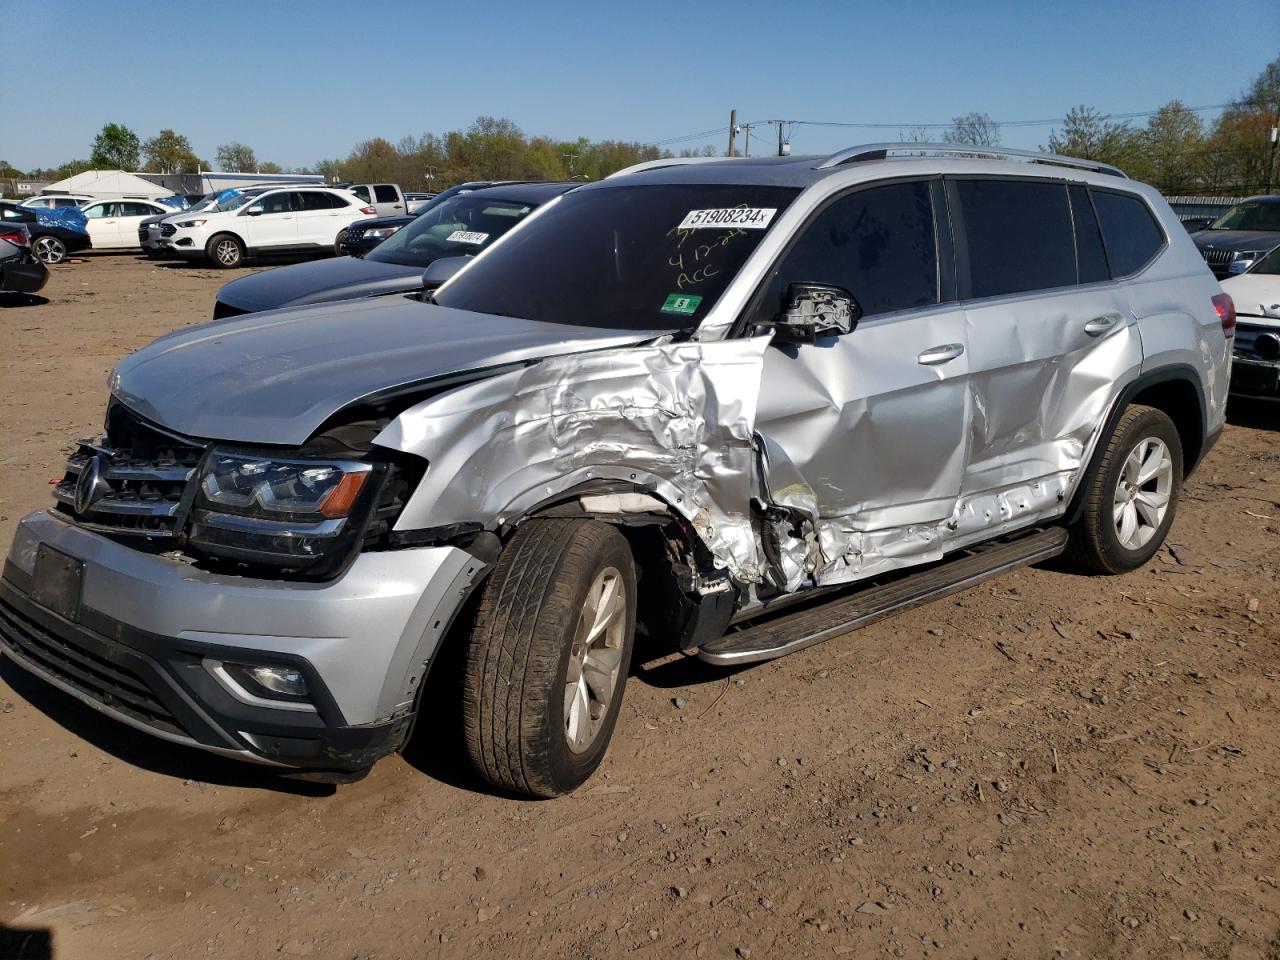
[771, 120, 794, 156]
[728, 109, 737, 157]
[743, 123, 752, 157]
[778, 120, 785, 157]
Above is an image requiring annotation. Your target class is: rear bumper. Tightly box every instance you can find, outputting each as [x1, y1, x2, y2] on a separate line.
[2, 510, 485, 773]
[1, 255, 48, 293]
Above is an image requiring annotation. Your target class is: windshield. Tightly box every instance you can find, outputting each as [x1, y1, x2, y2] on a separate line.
[433, 184, 800, 330]
[216, 192, 257, 213]
[1210, 201, 1280, 232]
[1250, 245, 1280, 275]
[366, 192, 543, 268]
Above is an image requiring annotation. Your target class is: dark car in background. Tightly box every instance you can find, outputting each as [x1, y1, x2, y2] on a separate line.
[0, 223, 49, 294]
[337, 181, 544, 257]
[1192, 195, 1280, 278]
[0, 201, 92, 264]
[214, 182, 575, 318]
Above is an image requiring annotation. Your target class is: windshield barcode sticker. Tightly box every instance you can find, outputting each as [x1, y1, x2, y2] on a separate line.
[447, 230, 489, 245]
[677, 208, 777, 230]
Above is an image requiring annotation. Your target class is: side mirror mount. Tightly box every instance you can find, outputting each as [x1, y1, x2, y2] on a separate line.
[766, 282, 861, 343]
[421, 255, 472, 292]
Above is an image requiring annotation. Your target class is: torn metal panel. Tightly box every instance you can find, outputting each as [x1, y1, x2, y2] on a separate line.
[376, 337, 774, 582]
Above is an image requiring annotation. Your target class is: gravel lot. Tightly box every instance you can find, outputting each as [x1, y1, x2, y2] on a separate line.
[1, 254, 1278, 960]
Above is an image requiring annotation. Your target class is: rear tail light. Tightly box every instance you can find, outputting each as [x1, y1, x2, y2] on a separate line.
[0, 230, 30, 248]
[360, 205, 377, 215]
[1212, 292, 1236, 340]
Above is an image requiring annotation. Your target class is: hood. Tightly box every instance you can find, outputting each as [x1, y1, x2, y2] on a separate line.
[111, 296, 657, 446]
[1220, 273, 1280, 322]
[216, 256, 421, 312]
[1192, 230, 1280, 253]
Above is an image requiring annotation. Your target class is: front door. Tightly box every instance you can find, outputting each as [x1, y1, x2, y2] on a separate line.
[240, 191, 298, 250]
[752, 179, 971, 581]
[82, 201, 122, 248]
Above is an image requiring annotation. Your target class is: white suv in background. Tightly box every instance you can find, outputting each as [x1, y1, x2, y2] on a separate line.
[164, 187, 376, 268]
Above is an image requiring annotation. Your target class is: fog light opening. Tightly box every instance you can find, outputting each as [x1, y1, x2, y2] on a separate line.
[213, 660, 316, 709]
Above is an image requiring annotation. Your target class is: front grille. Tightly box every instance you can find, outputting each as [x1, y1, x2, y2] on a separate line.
[138, 225, 149, 244]
[1234, 321, 1280, 362]
[51, 403, 206, 539]
[1201, 248, 1233, 269]
[0, 593, 181, 735]
[160, 223, 176, 238]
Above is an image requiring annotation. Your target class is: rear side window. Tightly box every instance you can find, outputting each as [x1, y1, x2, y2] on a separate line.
[373, 184, 399, 203]
[299, 191, 344, 211]
[1091, 190, 1165, 277]
[761, 180, 939, 319]
[953, 179, 1076, 298]
[1068, 184, 1110, 284]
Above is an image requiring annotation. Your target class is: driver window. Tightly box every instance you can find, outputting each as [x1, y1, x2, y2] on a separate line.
[84, 203, 112, 218]
[252, 192, 293, 215]
[753, 181, 940, 324]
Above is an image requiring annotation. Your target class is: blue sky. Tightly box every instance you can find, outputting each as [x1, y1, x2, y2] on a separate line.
[5, 0, 1277, 171]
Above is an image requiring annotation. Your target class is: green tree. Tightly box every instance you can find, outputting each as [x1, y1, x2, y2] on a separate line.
[0, 160, 22, 178]
[1140, 101, 1204, 192]
[341, 137, 401, 182]
[215, 142, 257, 172]
[943, 112, 1001, 147]
[258, 161, 283, 174]
[1045, 106, 1142, 169]
[90, 122, 141, 169]
[142, 129, 201, 174]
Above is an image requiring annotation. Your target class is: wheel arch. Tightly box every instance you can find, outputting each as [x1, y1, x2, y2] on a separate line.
[1065, 364, 1207, 526]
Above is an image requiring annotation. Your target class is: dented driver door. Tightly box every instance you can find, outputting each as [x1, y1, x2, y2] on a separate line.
[750, 180, 972, 582]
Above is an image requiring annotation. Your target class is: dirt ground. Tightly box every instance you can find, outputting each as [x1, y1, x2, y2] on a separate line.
[0, 254, 1278, 960]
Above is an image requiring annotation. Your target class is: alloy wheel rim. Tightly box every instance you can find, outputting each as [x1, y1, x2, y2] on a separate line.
[564, 565, 627, 754]
[35, 237, 64, 263]
[216, 241, 238, 265]
[1113, 436, 1173, 550]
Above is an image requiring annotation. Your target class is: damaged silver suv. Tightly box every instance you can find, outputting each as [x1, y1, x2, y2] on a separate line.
[1, 145, 1232, 797]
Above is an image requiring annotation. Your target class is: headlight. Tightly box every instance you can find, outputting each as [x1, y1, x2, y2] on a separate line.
[1228, 250, 1268, 275]
[176, 218, 207, 228]
[363, 226, 401, 240]
[188, 451, 377, 573]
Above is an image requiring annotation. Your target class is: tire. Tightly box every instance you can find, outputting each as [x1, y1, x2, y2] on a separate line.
[33, 235, 66, 265]
[1067, 404, 1183, 574]
[206, 234, 245, 269]
[334, 231, 347, 256]
[463, 519, 637, 797]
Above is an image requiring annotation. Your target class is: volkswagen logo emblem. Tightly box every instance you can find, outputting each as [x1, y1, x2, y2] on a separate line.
[74, 453, 110, 515]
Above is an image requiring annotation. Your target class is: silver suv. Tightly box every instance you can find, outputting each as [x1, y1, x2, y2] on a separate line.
[0, 145, 1232, 797]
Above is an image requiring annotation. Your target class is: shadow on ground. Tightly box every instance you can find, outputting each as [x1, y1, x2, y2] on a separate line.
[0, 658, 333, 797]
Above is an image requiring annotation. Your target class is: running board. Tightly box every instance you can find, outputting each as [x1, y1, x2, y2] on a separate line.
[697, 527, 1068, 666]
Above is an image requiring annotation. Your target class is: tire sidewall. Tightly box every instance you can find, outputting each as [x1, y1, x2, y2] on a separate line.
[542, 530, 637, 794]
[1093, 409, 1183, 571]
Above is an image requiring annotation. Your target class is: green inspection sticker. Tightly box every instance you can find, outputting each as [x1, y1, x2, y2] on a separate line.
[661, 293, 703, 316]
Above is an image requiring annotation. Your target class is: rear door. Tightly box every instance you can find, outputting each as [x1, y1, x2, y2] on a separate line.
[240, 191, 298, 250]
[948, 176, 1141, 508]
[293, 190, 348, 246]
[372, 184, 404, 216]
[752, 179, 971, 580]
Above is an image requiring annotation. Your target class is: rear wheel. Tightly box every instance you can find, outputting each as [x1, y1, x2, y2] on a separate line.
[463, 519, 636, 797]
[207, 234, 245, 269]
[33, 235, 66, 264]
[1067, 404, 1183, 574]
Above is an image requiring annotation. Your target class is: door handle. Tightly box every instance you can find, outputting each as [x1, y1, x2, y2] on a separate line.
[917, 343, 965, 366]
[1084, 313, 1122, 337]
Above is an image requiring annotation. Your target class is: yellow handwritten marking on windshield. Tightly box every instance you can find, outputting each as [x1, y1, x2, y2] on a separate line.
[676, 264, 720, 289]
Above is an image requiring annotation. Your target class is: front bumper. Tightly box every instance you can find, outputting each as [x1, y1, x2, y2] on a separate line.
[1229, 357, 1280, 397]
[1, 254, 49, 294]
[1, 510, 485, 772]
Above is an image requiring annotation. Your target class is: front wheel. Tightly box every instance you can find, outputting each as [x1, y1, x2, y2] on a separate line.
[463, 519, 636, 797]
[206, 234, 245, 269]
[1067, 404, 1183, 574]
[33, 235, 67, 264]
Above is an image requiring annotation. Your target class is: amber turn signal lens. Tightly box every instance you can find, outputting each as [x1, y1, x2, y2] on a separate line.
[317, 471, 368, 518]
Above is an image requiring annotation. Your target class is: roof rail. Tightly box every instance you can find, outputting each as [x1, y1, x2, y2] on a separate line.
[816, 143, 1127, 179]
[605, 156, 736, 179]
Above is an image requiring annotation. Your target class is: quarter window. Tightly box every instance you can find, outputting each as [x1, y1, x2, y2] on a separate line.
[758, 181, 939, 321]
[953, 179, 1076, 298]
[1091, 189, 1165, 278]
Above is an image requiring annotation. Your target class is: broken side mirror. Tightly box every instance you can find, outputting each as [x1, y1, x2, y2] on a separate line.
[767, 282, 861, 343]
[421, 255, 472, 292]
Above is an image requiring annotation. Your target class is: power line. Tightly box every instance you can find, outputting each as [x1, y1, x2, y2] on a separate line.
[649, 102, 1245, 149]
